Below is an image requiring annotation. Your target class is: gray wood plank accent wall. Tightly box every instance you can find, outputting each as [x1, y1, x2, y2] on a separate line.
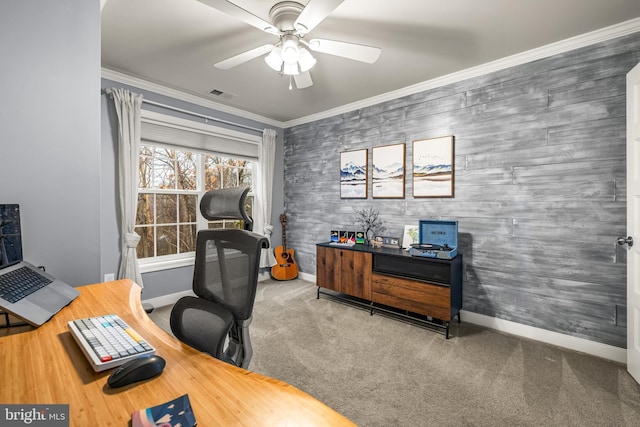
[283, 32, 640, 348]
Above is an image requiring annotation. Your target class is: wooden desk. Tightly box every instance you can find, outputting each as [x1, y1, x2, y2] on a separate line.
[0, 279, 355, 426]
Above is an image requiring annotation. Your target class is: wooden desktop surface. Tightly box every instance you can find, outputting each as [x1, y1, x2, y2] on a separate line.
[0, 279, 355, 426]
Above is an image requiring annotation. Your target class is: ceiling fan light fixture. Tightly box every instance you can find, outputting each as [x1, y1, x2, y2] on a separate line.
[282, 62, 299, 76]
[265, 46, 283, 71]
[197, 0, 383, 91]
[298, 47, 316, 72]
[281, 37, 299, 64]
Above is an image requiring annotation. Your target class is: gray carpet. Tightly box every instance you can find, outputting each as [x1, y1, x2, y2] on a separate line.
[149, 279, 640, 427]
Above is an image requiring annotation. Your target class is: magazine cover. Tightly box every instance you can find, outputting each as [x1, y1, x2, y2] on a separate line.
[131, 394, 196, 427]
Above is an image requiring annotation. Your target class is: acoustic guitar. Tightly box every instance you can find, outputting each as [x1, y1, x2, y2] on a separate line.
[271, 213, 299, 281]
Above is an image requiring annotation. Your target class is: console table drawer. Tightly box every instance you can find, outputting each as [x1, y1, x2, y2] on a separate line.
[372, 273, 451, 320]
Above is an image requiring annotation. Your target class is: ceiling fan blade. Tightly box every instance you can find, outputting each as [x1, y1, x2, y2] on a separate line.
[215, 44, 274, 70]
[294, 71, 313, 89]
[308, 39, 381, 63]
[293, 0, 344, 34]
[196, 0, 279, 34]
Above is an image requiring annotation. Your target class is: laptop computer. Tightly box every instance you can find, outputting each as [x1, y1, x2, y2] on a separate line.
[0, 204, 79, 327]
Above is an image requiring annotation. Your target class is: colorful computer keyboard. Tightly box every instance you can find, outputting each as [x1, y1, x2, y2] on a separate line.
[68, 314, 155, 372]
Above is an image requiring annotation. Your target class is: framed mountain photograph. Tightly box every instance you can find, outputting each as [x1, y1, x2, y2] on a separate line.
[412, 135, 454, 198]
[372, 143, 405, 198]
[340, 149, 368, 199]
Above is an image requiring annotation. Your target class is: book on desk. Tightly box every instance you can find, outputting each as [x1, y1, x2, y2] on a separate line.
[131, 394, 196, 427]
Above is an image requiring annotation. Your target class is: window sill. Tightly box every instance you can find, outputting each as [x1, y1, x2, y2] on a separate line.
[139, 256, 195, 274]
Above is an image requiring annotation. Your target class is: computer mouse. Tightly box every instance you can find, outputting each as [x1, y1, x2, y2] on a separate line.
[107, 355, 166, 388]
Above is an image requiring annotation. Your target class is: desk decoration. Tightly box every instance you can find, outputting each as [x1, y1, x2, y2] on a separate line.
[412, 135, 454, 198]
[372, 143, 405, 198]
[377, 236, 401, 249]
[330, 230, 356, 246]
[340, 149, 368, 199]
[402, 225, 419, 250]
[352, 207, 386, 244]
[131, 394, 196, 427]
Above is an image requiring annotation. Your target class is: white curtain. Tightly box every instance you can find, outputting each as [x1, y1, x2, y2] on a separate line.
[260, 129, 277, 268]
[110, 88, 144, 287]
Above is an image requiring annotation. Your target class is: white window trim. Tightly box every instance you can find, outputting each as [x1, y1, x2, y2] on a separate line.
[137, 110, 263, 273]
[140, 254, 195, 274]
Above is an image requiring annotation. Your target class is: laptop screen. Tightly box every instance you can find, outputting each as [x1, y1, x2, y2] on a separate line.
[0, 204, 23, 270]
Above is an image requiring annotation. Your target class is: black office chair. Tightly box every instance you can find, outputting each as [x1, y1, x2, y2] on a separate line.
[170, 187, 268, 369]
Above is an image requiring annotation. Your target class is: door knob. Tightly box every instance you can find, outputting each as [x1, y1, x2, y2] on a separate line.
[617, 236, 634, 247]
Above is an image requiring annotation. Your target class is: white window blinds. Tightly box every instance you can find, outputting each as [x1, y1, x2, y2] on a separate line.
[140, 111, 260, 159]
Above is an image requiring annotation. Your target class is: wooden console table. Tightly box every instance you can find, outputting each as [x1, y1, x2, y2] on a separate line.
[316, 243, 463, 338]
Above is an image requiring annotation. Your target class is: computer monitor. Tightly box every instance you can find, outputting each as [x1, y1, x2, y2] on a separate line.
[0, 204, 23, 270]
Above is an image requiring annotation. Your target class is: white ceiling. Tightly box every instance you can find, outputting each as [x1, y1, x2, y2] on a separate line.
[101, 0, 640, 124]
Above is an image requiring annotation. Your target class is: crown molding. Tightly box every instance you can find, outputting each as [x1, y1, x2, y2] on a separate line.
[100, 68, 283, 128]
[102, 17, 640, 130]
[283, 17, 640, 128]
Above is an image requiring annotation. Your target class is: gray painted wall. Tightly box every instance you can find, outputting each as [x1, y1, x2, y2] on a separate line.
[0, 0, 101, 286]
[100, 79, 285, 299]
[284, 32, 640, 348]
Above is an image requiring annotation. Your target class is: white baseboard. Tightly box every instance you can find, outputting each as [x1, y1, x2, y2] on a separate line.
[460, 310, 626, 364]
[258, 271, 271, 281]
[298, 271, 315, 282]
[302, 273, 626, 364]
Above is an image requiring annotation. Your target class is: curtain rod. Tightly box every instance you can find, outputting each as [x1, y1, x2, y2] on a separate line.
[104, 88, 264, 134]
[143, 99, 264, 134]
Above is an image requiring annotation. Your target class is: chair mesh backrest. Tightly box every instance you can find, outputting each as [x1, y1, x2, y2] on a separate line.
[193, 228, 268, 321]
[200, 187, 252, 230]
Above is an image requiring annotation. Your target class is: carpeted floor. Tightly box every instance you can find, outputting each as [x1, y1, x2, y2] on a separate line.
[149, 278, 640, 427]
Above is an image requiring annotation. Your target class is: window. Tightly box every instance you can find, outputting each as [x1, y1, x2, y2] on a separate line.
[135, 145, 255, 261]
[135, 110, 261, 272]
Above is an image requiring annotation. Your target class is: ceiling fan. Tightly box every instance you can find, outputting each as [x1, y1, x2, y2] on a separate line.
[197, 0, 382, 89]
